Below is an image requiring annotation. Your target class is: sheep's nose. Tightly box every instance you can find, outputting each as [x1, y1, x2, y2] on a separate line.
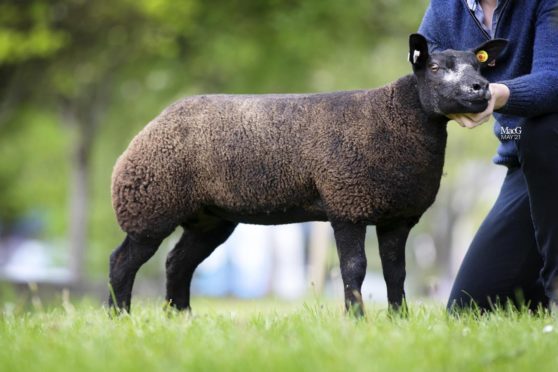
[472, 81, 490, 99]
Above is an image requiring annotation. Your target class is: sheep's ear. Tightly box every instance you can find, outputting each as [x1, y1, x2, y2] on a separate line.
[473, 39, 508, 67]
[408, 33, 429, 70]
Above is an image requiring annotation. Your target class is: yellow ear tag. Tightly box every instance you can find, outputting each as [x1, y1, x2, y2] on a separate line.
[476, 50, 489, 63]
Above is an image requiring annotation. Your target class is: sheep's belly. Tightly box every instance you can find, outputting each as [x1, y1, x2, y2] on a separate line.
[205, 205, 328, 225]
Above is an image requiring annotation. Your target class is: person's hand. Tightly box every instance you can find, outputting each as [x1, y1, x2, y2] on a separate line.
[448, 83, 510, 128]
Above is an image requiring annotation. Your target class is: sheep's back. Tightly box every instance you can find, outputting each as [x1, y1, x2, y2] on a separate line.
[112, 93, 324, 233]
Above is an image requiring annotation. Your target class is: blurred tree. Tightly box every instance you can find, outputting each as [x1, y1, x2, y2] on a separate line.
[0, 0, 200, 280]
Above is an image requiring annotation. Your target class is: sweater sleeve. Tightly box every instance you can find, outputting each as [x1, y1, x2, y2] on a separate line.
[418, 2, 446, 53]
[497, 0, 558, 117]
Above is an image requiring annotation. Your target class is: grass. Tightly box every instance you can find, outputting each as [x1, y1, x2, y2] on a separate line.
[1, 297, 557, 372]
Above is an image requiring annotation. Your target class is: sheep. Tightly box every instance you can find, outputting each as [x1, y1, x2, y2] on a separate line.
[108, 34, 508, 315]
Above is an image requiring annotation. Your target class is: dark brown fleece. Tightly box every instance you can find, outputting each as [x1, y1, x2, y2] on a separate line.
[112, 74, 448, 237]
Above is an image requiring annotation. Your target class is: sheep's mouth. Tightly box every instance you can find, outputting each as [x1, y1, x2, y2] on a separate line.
[459, 98, 489, 112]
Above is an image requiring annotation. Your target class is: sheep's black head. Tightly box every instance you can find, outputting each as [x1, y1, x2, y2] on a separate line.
[408, 33, 508, 116]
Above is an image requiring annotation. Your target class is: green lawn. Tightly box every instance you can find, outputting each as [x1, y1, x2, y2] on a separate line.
[1, 298, 557, 372]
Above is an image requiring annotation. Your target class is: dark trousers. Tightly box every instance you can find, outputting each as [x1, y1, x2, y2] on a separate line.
[447, 113, 558, 311]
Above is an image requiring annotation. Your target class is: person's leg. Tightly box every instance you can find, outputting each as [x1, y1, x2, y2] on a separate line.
[518, 113, 558, 304]
[447, 167, 548, 312]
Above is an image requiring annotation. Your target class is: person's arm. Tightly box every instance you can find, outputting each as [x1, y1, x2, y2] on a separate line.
[497, 1, 558, 117]
[453, 1, 558, 128]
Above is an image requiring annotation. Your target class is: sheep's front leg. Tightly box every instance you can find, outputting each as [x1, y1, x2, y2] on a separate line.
[377, 222, 413, 313]
[331, 221, 367, 317]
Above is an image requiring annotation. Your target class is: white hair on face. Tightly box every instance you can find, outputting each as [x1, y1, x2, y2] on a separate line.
[442, 63, 469, 83]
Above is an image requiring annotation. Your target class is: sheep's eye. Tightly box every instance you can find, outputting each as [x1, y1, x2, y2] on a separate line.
[429, 64, 439, 72]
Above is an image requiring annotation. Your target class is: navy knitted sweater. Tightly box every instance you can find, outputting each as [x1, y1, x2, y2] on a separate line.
[419, 0, 558, 166]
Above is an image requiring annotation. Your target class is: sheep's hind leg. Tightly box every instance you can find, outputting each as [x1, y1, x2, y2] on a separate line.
[331, 221, 367, 317]
[377, 221, 414, 315]
[108, 234, 164, 313]
[165, 220, 237, 311]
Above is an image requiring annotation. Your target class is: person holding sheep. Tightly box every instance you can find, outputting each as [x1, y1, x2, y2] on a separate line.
[420, 0, 558, 311]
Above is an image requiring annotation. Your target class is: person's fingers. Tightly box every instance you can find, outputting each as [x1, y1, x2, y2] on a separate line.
[464, 112, 491, 126]
[460, 116, 476, 128]
[462, 118, 477, 128]
[448, 101, 494, 128]
[447, 114, 466, 127]
[452, 115, 477, 128]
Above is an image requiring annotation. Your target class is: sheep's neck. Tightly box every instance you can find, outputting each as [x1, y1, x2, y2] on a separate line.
[381, 74, 448, 133]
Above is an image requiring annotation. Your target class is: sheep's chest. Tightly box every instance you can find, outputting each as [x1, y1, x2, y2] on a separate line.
[367, 125, 447, 221]
[318, 124, 447, 223]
